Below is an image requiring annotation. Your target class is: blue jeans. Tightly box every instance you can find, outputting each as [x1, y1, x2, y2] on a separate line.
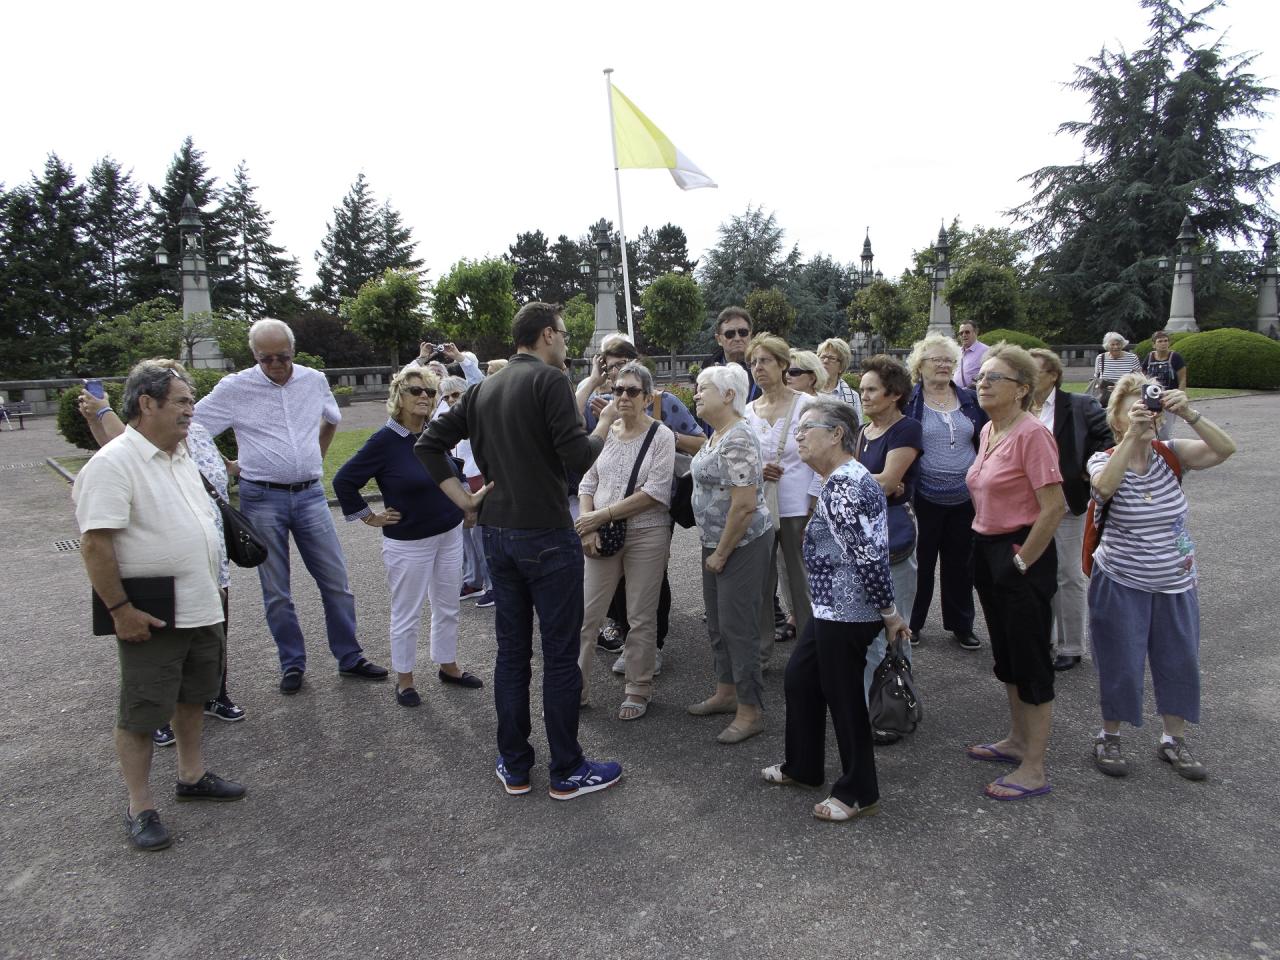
[238, 481, 362, 673]
[483, 526, 585, 780]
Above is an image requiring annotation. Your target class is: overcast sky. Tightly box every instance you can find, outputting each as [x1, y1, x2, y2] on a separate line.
[5, 0, 1278, 291]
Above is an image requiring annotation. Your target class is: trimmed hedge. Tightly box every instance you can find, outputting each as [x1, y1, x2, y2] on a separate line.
[1130, 330, 1195, 359]
[977, 329, 1049, 350]
[1175, 328, 1280, 390]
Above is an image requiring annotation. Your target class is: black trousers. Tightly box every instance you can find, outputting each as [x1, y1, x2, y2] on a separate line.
[781, 618, 881, 809]
[608, 568, 672, 648]
[911, 495, 976, 635]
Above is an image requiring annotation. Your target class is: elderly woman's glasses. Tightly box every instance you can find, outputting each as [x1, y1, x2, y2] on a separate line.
[794, 421, 838, 438]
[612, 386, 643, 398]
[973, 372, 1019, 385]
[405, 386, 437, 397]
[923, 356, 954, 366]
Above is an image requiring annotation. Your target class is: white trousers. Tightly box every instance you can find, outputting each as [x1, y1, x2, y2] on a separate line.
[381, 526, 464, 673]
[1051, 511, 1089, 657]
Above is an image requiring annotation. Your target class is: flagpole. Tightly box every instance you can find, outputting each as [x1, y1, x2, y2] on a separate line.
[604, 67, 635, 339]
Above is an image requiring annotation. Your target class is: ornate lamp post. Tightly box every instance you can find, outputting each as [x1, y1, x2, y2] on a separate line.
[1256, 231, 1278, 339]
[584, 219, 622, 356]
[152, 193, 232, 368]
[1160, 214, 1211, 333]
[926, 223, 954, 337]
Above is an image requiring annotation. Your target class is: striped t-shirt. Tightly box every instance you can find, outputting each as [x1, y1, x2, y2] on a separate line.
[1095, 351, 1143, 382]
[1087, 442, 1194, 593]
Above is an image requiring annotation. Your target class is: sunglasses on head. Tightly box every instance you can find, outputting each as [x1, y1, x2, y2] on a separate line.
[612, 386, 643, 398]
[405, 386, 437, 397]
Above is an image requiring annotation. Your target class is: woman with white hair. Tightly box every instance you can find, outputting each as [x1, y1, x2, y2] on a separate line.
[816, 338, 864, 421]
[1092, 333, 1142, 408]
[687, 363, 774, 743]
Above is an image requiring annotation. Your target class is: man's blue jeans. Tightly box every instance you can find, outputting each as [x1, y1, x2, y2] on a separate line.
[483, 526, 585, 780]
[238, 481, 363, 673]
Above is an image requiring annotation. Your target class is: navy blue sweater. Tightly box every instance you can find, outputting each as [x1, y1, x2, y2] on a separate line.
[333, 420, 463, 541]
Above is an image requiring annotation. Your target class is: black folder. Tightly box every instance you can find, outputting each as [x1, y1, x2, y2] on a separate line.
[92, 577, 176, 637]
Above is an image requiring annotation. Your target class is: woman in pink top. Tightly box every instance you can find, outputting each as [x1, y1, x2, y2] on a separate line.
[964, 343, 1065, 802]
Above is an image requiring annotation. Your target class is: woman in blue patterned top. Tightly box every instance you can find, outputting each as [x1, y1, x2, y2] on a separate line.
[1087, 373, 1236, 781]
[764, 398, 911, 823]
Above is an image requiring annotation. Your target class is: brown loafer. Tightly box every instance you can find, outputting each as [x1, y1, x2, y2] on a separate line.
[717, 718, 765, 744]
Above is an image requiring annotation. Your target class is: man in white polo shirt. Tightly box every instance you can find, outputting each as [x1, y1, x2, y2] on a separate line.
[74, 360, 246, 851]
[194, 319, 387, 694]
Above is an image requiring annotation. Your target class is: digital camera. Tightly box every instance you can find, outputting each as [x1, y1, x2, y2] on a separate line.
[1142, 383, 1164, 412]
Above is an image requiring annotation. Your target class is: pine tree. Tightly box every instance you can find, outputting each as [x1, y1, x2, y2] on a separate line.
[85, 157, 147, 318]
[373, 199, 423, 276]
[506, 230, 555, 303]
[135, 137, 237, 309]
[312, 173, 381, 311]
[223, 161, 302, 320]
[1015, 0, 1278, 339]
[0, 186, 48, 377]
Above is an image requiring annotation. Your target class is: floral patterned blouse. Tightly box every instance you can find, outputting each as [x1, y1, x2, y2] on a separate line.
[803, 459, 894, 623]
[578, 421, 676, 530]
[690, 418, 771, 550]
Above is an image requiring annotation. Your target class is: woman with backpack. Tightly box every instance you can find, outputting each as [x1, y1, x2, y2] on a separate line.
[1141, 331, 1189, 440]
[1086, 374, 1236, 781]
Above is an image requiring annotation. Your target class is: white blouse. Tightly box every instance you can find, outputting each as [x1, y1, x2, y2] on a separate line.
[745, 392, 820, 519]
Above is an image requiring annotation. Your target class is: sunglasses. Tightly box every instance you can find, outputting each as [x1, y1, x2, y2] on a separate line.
[720, 328, 751, 339]
[786, 368, 813, 378]
[405, 386, 437, 397]
[612, 386, 644, 398]
[256, 352, 293, 365]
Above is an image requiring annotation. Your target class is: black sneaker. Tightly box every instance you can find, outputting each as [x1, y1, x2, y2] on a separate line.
[909, 630, 922, 647]
[175, 771, 247, 802]
[152, 724, 175, 747]
[953, 631, 982, 651]
[474, 591, 495, 609]
[124, 808, 172, 851]
[596, 620, 624, 653]
[204, 695, 245, 722]
[279, 668, 304, 695]
[338, 658, 389, 681]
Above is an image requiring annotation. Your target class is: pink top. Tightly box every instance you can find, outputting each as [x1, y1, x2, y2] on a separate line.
[966, 414, 1063, 534]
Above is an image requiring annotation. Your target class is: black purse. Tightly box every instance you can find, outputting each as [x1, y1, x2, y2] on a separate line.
[200, 474, 269, 568]
[868, 638, 922, 735]
[596, 423, 660, 557]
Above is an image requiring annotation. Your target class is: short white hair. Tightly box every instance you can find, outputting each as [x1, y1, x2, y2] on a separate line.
[439, 376, 467, 395]
[697, 364, 748, 416]
[248, 318, 295, 351]
[1103, 331, 1129, 349]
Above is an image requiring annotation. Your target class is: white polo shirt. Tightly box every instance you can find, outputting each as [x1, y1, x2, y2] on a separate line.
[72, 426, 223, 628]
[194, 363, 340, 483]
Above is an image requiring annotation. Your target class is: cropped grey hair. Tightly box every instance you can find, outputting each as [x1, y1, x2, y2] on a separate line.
[615, 361, 653, 395]
[121, 359, 194, 421]
[248, 318, 296, 352]
[697, 364, 749, 416]
[439, 376, 467, 396]
[1103, 331, 1129, 349]
[804, 396, 860, 454]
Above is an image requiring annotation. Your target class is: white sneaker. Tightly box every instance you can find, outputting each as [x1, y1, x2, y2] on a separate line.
[654, 649, 663, 676]
[613, 650, 663, 676]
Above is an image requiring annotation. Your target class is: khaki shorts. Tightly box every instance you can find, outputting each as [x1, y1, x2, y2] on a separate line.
[116, 623, 225, 732]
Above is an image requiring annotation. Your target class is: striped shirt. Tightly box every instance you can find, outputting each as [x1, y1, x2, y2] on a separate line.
[918, 404, 976, 505]
[1087, 443, 1194, 593]
[1095, 351, 1143, 382]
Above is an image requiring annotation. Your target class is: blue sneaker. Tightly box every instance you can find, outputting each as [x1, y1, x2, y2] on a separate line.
[495, 758, 530, 796]
[548, 758, 623, 801]
[474, 591, 495, 609]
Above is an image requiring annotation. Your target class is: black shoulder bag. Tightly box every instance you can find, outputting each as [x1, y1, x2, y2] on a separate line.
[869, 638, 923, 735]
[200, 474, 270, 568]
[596, 423, 660, 557]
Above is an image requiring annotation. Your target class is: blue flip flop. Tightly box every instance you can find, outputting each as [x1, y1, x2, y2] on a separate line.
[966, 743, 1021, 764]
[984, 776, 1052, 801]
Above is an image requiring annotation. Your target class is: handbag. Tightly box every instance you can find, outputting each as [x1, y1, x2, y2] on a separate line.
[762, 394, 800, 533]
[200, 474, 269, 568]
[669, 471, 695, 529]
[1087, 355, 1116, 407]
[596, 422, 660, 557]
[868, 638, 923, 735]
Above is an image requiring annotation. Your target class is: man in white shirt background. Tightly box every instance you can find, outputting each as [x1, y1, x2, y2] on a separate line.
[195, 319, 387, 694]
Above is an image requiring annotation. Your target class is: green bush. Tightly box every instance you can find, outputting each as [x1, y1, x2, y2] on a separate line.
[1175, 328, 1280, 389]
[668, 384, 696, 414]
[842, 372, 862, 390]
[1130, 330, 1195, 359]
[978, 328, 1048, 350]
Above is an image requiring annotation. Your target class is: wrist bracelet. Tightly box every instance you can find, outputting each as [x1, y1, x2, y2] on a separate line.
[108, 599, 130, 612]
[879, 605, 897, 619]
[1187, 410, 1203, 425]
[95, 407, 112, 420]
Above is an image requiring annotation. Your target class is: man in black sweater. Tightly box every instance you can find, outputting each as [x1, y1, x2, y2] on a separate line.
[416, 302, 623, 801]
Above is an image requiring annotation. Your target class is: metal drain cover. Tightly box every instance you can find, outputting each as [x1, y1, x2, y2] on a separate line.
[53, 539, 81, 552]
[0, 462, 44, 470]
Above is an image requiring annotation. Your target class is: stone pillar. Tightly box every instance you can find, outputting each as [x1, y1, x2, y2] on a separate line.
[1257, 232, 1278, 340]
[927, 224, 954, 338]
[587, 219, 620, 356]
[1166, 215, 1200, 333]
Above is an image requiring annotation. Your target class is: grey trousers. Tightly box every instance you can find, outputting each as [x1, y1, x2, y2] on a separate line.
[703, 533, 772, 707]
[1051, 511, 1089, 657]
[758, 516, 813, 669]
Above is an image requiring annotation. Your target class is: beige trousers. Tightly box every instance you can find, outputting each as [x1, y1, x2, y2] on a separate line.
[578, 523, 672, 702]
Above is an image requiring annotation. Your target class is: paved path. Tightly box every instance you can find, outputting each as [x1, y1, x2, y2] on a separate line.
[1, 398, 1277, 960]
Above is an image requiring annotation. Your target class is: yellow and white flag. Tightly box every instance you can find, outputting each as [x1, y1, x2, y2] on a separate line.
[610, 85, 717, 191]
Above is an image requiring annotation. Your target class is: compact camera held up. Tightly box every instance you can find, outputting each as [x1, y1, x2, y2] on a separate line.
[1142, 383, 1164, 412]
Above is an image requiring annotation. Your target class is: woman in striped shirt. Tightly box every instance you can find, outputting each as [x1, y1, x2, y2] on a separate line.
[1087, 373, 1236, 781]
[1092, 333, 1143, 407]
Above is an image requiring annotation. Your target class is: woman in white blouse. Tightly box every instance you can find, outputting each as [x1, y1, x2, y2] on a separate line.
[745, 333, 819, 666]
[575, 363, 676, 721]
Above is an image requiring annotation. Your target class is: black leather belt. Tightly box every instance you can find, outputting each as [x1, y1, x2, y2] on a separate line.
[242, 478, 318, 492]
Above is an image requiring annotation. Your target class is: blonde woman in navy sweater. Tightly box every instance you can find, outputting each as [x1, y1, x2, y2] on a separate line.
[334, 369, 483, 707]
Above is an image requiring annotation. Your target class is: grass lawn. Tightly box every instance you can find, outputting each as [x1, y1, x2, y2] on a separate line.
[1060, 383, 1250, 401]
[54, 427, 379, 503]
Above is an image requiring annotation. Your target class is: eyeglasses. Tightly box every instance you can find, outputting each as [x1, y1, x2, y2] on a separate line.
[794, 421, 838, 438]
[923, 356, 954, 365]
[444, 392, 463, 402]
[818, 355, 841, 364]
[720, 328, 751, 339]
[404, 386, 437, 397]
[612, 386, 644, 398]
[256, 352, 293, 365]
[551, 327, 568, 337]
[786, 368, 813, 378]
[604, 360, 628, 373]
[973, 372, 1020, 385]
